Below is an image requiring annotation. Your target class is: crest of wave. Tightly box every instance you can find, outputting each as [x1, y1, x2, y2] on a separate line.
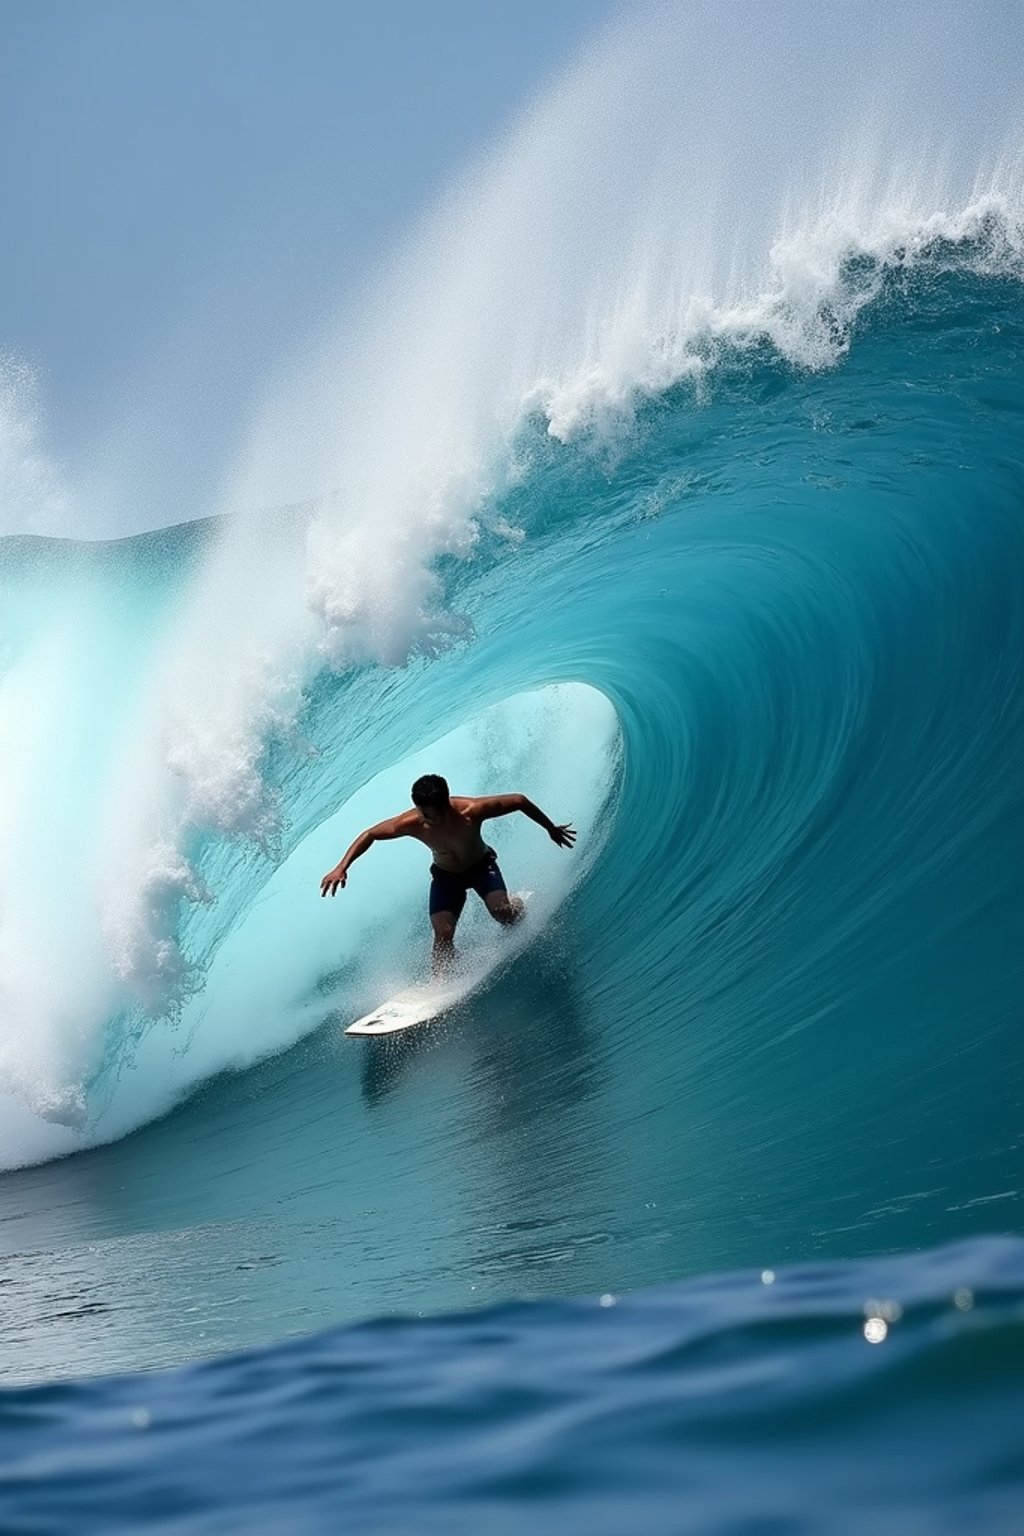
[4, 0, 1022, 1151]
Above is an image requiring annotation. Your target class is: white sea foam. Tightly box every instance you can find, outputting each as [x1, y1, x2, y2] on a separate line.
[0, 620, 112, 1131]
[534, 190, 1024, 441]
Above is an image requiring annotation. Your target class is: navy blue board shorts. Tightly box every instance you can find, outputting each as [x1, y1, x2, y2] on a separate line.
[429, 846, 507, 918]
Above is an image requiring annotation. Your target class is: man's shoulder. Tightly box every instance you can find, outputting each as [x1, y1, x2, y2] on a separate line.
[386, 809, 423, 834]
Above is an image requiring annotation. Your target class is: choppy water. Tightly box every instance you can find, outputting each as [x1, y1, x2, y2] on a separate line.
[1, 2, 1023, 1528]
[3, 1239, 1024, 1533]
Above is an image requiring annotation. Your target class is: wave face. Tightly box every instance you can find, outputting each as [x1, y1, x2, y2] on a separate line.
[0, 0, 1023, 1394]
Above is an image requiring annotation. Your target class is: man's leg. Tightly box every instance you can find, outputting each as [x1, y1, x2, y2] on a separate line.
[429, 867, 466, 977]
[484, 889, 524, 926]
[430, 910, 459, 975]
[476, 853, 522, 926]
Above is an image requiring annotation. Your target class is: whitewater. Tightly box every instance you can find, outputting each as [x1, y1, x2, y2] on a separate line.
[1, 0, 1023, 1434]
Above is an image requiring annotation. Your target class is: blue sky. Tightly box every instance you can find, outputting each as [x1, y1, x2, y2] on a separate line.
[0, 0, 617, 534]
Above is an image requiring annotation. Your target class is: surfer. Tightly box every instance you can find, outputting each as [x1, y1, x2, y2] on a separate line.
[320, 774, 576, 973]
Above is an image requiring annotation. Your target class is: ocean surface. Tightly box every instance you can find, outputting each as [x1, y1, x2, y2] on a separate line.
[2, 3, 1024, 1529]
[2, 1238, 1023, 1534]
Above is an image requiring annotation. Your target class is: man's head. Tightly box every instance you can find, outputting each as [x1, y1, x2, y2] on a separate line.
[411, 773, 451, 824]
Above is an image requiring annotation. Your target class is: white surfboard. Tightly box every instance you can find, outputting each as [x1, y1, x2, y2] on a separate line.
[345, 986, 453, 1036]
[345, 892, 532, 1037]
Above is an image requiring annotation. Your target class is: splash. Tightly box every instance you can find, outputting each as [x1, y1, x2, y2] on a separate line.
[0, 356, 72, 537]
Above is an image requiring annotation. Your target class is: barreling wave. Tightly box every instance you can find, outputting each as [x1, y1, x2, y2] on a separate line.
[3, 239, 1023, 1195]
[0, 0, 1022, 1360]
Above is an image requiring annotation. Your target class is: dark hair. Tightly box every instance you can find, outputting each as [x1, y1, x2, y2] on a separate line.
[411, 773, 450, 811]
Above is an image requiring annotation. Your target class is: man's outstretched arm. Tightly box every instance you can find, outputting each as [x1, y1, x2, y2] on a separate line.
[471, 794, 577, 849]
[320, 816, 408, 896]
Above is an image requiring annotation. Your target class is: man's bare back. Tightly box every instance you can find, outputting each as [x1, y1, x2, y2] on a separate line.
[320, 773, 576, 973]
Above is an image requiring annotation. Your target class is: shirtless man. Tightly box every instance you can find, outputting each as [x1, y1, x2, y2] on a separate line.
[320, 774, 576, 973]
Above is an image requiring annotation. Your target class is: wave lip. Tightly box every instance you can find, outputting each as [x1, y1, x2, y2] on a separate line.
[530, 192, 1024, 444]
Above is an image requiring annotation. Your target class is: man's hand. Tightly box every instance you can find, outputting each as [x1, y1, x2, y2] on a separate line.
[320, 864, 348, 896]
[550, 823, 577, 849]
